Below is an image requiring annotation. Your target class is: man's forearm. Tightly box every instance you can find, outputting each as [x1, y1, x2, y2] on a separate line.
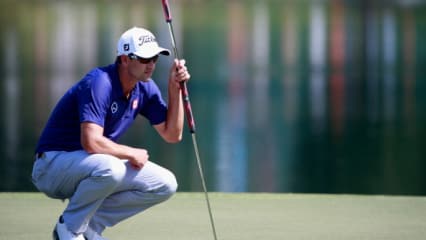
[164, 86, 184, 142]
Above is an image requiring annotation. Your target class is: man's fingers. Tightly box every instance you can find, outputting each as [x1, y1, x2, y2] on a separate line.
[174, 59, 186, 69]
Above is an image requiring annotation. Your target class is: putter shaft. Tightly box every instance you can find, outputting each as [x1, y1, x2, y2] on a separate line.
[161, 1, 218, 239]
[191, 133, 218, 240]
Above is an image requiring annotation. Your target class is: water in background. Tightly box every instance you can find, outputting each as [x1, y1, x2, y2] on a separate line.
[0, 0, 425, 194]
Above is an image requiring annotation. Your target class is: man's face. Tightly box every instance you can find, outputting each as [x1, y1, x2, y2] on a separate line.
[127, 55, 159, 82]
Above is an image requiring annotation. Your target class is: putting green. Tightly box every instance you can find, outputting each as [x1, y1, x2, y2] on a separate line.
[0, 193, 425, 239]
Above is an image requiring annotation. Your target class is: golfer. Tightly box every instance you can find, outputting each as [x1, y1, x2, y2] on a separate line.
[32, 27, 190, 240]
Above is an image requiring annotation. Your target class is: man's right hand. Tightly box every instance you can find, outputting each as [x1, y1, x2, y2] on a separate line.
[81, 122, 149, 170]
[128, 148, 149, 170]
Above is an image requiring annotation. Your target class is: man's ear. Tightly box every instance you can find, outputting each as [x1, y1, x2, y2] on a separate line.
[120, 55, 128, 64]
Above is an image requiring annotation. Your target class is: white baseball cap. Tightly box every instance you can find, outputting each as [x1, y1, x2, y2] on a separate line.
[117, 27, 170, 58]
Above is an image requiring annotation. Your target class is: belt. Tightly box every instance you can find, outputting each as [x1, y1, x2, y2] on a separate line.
[36, 152, 44, 159]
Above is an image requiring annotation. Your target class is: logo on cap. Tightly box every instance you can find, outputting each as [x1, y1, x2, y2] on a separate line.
[138, 35, 156, 46]
[124, 43, 130, 51]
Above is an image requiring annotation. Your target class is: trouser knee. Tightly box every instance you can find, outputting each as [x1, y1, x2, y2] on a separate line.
[165, 174, 178, 196]
[158, 172, 178, 201]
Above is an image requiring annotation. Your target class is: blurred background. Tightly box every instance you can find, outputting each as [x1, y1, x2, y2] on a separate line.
[0, 0, 425, 195]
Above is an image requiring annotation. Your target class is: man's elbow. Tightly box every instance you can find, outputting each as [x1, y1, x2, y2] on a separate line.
[164, 133, 183, 143]
[82, 142, 97, 154]
[81, 137, 99, 154]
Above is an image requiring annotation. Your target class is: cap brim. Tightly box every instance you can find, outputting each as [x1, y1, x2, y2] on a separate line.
[134, 47, 170, 59]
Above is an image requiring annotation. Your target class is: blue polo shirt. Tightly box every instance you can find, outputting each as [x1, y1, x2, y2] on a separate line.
[35, 63, 167, 153]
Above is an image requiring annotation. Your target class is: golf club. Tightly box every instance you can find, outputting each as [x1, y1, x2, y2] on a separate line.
[161, 1, 218, 240]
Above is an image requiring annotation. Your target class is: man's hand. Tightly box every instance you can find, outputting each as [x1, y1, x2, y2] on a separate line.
[169, 59, 190, 89]
[81, 122, 150, 170]
[128, 148, 149, 170]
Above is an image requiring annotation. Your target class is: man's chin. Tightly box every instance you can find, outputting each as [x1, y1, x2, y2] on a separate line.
[139, 74, 151, 82]
[140, 78, 150, 82]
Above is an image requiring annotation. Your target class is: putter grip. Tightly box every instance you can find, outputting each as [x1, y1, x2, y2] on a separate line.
[161, 0, 172, 22]
[180, 81, 196, 133]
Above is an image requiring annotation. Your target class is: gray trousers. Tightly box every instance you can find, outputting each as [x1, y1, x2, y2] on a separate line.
[32, 150, 178, 234]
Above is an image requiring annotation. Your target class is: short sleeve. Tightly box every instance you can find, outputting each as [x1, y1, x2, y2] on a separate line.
[139, 80, 167, 125]
[77, 71, 111, 127]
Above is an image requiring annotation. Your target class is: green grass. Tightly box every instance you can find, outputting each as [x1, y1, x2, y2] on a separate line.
[1, 192, 425, 239]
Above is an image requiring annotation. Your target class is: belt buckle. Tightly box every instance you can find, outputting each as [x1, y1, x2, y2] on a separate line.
[36, 152, 44, 159]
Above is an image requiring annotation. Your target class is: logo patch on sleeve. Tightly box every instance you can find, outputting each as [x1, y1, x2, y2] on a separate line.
[132, 99, 138, 109]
